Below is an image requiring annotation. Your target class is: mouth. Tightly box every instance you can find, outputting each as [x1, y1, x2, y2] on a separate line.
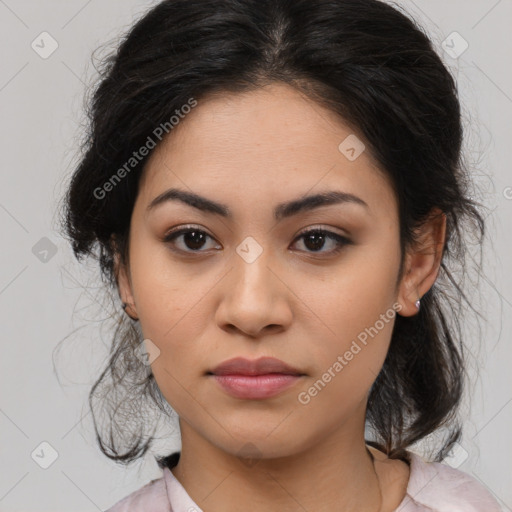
[208, 356, 304, 376]
[207, 356, 305, 400]
[208, 373, 304, 400]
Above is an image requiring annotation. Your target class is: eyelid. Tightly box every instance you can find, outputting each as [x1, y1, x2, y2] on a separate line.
[163, 224, 349, 241]
[294, 224, 349, 238]
[163, 224, 213, 238]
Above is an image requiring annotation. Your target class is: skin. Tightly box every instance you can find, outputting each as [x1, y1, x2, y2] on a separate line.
[115, 82, 446, 512]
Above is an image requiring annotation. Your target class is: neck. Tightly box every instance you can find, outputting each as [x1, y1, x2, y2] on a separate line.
[171, 422, 383, 512]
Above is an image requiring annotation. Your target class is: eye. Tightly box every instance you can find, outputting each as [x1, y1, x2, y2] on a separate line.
[163, 225, 220, 254]
[291, 227, 352, 255]
[162, 225, 352, 256]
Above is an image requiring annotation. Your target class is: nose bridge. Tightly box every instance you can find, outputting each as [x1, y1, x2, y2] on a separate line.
[215, 234, 292, 335]
[231, 234, 275, 301]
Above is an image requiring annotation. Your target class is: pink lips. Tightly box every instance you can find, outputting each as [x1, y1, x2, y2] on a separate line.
[208, 356, 304, 400]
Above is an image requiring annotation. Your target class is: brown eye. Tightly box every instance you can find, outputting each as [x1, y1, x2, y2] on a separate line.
[163, 226, 220, 253]
[291, 228, 352, 255]
[162, 225, 352, 257]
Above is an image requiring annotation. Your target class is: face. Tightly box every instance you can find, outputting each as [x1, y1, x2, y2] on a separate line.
[116, 82, 441, 459]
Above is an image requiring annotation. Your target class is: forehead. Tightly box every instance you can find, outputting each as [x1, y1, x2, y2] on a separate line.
[137, 83, 397, 220]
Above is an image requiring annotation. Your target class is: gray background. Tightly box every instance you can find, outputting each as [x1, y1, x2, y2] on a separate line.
[0, 0, 511, 510]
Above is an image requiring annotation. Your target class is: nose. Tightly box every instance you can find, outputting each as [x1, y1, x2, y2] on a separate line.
[214, 246, 293, 339]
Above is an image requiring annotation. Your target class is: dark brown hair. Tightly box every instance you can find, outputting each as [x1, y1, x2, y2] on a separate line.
[58, 0, 487, 466]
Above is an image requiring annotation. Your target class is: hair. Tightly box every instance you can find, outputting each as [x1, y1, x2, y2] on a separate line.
[58, 0, 487, 467]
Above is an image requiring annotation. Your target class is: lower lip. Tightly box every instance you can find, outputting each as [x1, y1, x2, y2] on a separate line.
[211, 373, 302, 399]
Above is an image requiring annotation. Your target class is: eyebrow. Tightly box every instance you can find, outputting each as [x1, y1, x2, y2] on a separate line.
[146, 187, 369, 221]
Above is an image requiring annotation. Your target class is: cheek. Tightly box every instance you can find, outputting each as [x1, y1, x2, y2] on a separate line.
[294, 307, 395, 427]
[140, 302, 210, 421]
[294, 243, 399, 398]
[129, 235, 193, 327]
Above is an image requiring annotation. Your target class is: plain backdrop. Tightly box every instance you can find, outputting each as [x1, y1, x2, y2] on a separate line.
[0, 0, 511, 510]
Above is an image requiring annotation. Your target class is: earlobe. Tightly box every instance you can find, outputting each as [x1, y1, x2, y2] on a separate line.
[396, 209, 446, 317]
[396, 251, 421, 317]
[113, 248, 139, 321]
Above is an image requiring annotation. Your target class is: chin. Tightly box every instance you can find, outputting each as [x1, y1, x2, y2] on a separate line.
[211, 428, 306, 461]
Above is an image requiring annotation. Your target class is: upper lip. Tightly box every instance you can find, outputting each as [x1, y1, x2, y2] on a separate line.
[209, 356, 304, 376]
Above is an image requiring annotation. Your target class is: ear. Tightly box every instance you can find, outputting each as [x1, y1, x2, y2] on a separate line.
[396, 208, 446, 317]
[112, 236, 138, 320]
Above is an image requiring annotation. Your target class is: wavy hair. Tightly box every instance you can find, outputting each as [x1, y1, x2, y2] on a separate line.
[58, 0, 487, 466]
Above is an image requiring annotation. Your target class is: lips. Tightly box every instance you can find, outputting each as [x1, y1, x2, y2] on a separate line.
[208, 356, 303, 376]
[207, 357, 305, 400]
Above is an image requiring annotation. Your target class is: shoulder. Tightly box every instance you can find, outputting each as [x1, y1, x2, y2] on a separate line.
[104, 471, 169, 512]
[399, 451, 502, 512]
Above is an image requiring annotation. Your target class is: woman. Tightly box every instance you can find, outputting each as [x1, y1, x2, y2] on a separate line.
[59, 0, 502, 510]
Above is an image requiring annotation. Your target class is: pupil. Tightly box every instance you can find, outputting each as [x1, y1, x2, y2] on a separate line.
[185, 231, 205, 250]
[182, 231, 327, 251]
[304, 232, 325, 251]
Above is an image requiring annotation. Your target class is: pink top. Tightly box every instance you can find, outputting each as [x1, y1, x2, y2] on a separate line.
[105, 451, 502, 511]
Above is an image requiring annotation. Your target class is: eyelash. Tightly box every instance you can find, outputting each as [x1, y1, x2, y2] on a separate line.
[162, 225, 352, 257]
